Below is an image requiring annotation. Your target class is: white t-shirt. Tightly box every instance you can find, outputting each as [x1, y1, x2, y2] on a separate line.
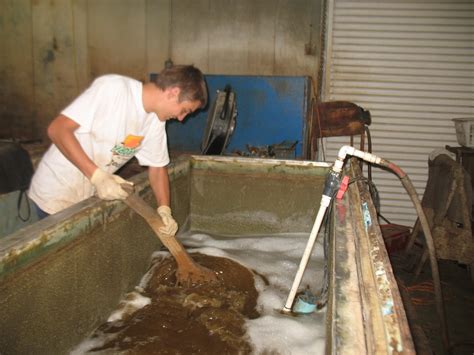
[28, 74, 170, 214]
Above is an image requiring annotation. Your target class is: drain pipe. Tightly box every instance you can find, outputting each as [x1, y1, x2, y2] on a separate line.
[282, 145, 449, 353]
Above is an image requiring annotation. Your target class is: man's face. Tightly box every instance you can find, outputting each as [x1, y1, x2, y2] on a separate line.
[158, 87, 201, 122]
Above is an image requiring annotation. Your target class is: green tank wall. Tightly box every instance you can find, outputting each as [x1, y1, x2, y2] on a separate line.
[0, 162, 190, 354]
[189, 157, 327, 234]
[0, 156, 328, 354]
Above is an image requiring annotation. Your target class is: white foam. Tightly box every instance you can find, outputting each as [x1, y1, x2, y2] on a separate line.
[179, 231, 327, 354]
[70, 337, 109, 355]
[246, 314, 326, 355]
[107, 291, 151, 322]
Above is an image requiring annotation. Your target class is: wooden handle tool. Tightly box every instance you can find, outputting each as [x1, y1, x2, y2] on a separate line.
[121, 184, 217, 286]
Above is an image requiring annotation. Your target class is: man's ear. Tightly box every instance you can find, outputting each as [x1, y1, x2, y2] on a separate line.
[167, 86, 181, 100]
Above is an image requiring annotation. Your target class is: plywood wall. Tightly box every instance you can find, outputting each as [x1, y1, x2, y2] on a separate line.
[0, 0, 321, 141]
[1, 0, 89, 140]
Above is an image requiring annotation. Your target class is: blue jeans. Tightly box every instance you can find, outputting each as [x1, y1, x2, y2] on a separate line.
[31, 200, 50, 220]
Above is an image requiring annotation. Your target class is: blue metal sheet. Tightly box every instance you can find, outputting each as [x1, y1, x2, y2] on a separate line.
[166, 75, 310, 158]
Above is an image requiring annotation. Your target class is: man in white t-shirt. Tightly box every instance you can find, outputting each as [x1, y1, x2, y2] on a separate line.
[28, 65, 207, 236]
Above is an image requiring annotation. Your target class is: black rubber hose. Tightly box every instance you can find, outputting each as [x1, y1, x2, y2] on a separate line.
[381, 159, 450, 353]
[365, 125, 372, 182]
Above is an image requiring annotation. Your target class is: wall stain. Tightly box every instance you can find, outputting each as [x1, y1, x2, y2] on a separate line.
[43, 48, 55, 65]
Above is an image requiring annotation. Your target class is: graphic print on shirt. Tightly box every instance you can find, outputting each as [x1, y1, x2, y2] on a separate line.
[108, 134, 144, 169]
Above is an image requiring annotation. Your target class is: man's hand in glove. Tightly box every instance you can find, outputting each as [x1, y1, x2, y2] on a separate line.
[157, 205, 178, 236]
[90, 168, 133, 200]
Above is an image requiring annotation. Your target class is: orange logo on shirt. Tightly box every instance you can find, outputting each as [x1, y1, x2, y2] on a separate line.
[108, 134, 144, 168]
[123, 135, 144, 149]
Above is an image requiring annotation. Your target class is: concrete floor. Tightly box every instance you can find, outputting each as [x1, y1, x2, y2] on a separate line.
[390, 248, 474, 354]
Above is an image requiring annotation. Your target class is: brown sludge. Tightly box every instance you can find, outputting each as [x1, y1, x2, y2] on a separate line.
[88, 253, 260, 354]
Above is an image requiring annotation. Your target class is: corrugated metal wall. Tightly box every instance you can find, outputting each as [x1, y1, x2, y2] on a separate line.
[322, 0, 474, 226]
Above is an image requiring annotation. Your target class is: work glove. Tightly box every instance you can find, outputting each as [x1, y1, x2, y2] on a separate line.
[157, 205, 178, 236]
[90, 168, 133, 200]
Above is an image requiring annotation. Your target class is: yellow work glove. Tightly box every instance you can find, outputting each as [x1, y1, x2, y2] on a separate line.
[157, 205, 178, 236]
[90, 168, 132, 200]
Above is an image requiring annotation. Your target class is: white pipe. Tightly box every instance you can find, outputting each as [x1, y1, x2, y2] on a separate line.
[337, 145, 382, 165]
[282, 145, 384, 313]
[283, 194, 332, 312]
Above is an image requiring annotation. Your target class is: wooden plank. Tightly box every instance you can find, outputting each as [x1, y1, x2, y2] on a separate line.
[274, 0, 320, 76]
[146, 0, 171, 76]
[0, 0, 35, 139]
[71, 0, 90, 91]
[245, 0, 278, 75]
[171, 0, 210, 72]
[31, 0, 81, 140]
[87, 0, 147, 80]
[208, 0, 253, 74]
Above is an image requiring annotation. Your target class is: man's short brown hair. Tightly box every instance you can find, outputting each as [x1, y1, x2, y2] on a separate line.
[154, 65, 208, 108]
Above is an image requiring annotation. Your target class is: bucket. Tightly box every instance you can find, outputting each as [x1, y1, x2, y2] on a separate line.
[452, 118, 474, 147]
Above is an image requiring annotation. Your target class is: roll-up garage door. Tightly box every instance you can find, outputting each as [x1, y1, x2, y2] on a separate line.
[321, 0, 474, 226]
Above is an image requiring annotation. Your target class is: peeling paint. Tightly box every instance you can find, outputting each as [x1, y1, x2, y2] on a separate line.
[330, 161, 415, 354]
[0, 198, 132, 281]
[382, 298, 394, 316]
[362, 202, 372, 230]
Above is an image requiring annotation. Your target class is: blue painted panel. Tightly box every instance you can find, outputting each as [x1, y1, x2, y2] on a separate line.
[166, 75, 310, 158]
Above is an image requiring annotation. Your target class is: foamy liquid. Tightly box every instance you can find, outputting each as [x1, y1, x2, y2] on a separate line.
[71, 232, 326, 355]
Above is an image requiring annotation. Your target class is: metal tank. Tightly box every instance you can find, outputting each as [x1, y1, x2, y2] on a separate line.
[0, 155, 414, 354]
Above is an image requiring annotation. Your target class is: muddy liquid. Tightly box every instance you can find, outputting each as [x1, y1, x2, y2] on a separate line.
[87, 253, 260, 354]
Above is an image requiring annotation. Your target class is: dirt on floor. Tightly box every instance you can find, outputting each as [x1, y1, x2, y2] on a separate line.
[390, 249, 474, 355]
[87, 253, 260, 354]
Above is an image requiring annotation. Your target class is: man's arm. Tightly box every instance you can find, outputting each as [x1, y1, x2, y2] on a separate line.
[148, 166, 171, 206]
[149, 166, 178, 236]
[48, 114, 130, 200]
[47, 114, 97, 178]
